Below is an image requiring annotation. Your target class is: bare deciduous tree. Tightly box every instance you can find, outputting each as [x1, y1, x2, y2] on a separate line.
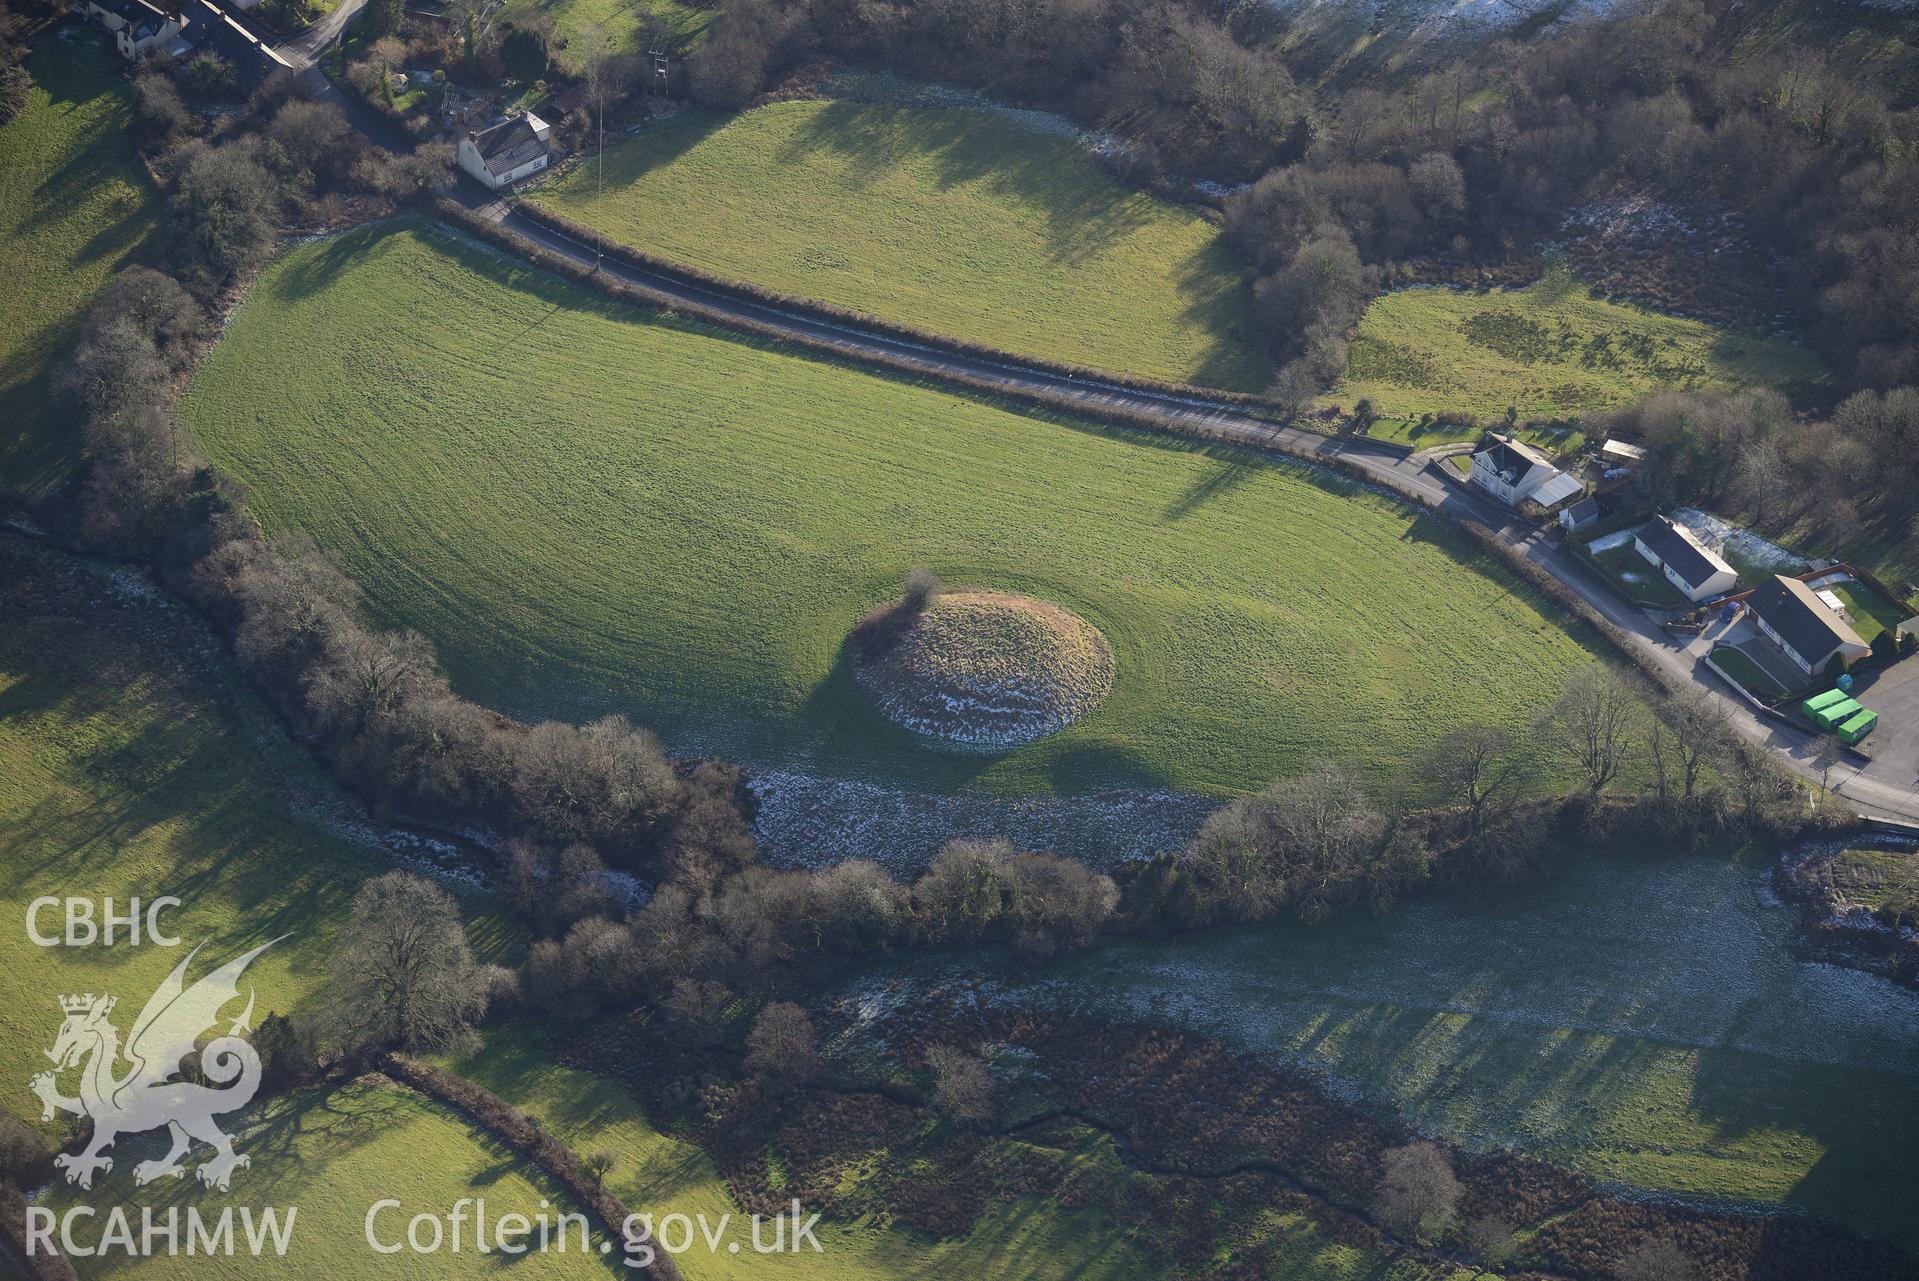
[745, 1002, 821, 1088]
[926, 1044, 995, 1128]
[1374, 1141, 1461, 1242]
[324, 872, 489, 1054]
[1424, 725, 1519, 843]
[1550, 665, 1638, 796]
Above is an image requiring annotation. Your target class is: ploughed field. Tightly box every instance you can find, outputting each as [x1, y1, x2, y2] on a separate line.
[0, 32, 160, 499]
[180, 220, 1601, 797]
[930, 842, 1919, 1250]
[529, 100, 1274, 392]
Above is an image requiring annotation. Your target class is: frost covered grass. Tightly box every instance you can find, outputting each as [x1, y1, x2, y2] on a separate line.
[936, 842, 1919, 1249]
[530, 100, 1273, 390]
[182, 220, 1603, 797]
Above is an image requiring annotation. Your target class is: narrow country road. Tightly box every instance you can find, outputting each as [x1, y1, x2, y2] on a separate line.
[444, 182, 1919, 823]
[275, 0, 368, 67]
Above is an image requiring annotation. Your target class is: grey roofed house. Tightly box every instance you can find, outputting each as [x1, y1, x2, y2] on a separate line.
[1469, 432, 1584, 509]
[1635, 514, 1735, 596]
[474, 117, 546, 173]
[1745, 574, 1871, 675]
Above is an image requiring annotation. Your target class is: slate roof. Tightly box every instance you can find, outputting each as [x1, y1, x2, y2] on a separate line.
[469, 114, 549, 176]
[1563, 496, 1600, 524]
[1748, 574, 1867, 662]
[1636, 515, 1733, 592]
[1475, 434, 1556, 486]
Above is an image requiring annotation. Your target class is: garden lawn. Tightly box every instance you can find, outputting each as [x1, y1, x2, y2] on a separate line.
[0, 536, 519, 1130]
[1585, 543, 1687, 609]
[1709, 645, 1791, 701]
[1828, 579, 1907, 645]
[530, 101, 1273, 391]
[181, 220, 1603, 797]
[1334, 266, 1828, 444]
[0, 30, 161, 499]
[958, 842, 1919, 1251]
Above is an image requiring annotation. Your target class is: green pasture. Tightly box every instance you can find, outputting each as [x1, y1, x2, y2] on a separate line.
[981, 842, 1919, 1250]
[180, 220, 1603, 797]
[531, 100, 1273, 391]
[38, 1078, 626, 1279]
[448, 1027, 1483, 1281]
[1335, 266, 1828, 446]
[0, 30, 161, 499]
[0, 536, 518, 1128]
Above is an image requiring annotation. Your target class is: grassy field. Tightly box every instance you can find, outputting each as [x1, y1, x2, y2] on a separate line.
[0, 536, 527, 1120]
[533, 0, 711, 69]
[0, 535, 1466, 1278]
[530, 100, 1274, 392]
[1335, 266, 1828, 446]
[181, 220, 1602, 797]
[952, 842, 1919, 1250]
[0, 30, 161, 500]
[38, 1077, 629, 1279]
[448, 1027, 1482, 1281]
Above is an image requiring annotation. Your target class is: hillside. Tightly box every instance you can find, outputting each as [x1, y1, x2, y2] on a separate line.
[532, 100, 1274, 392]
[180, 220, 1601, 797]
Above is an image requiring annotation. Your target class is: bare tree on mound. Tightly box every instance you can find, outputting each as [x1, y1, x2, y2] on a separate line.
[851, 569, 941, 658]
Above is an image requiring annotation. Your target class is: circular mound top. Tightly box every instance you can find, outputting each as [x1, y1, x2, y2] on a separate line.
[853, 590, 1114, 748]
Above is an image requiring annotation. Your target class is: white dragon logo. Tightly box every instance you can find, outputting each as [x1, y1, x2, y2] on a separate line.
[29, 939, 282, 1192]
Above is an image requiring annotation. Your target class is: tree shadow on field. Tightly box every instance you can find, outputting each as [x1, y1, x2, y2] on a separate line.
[1162, 458, 1255, 522]
[271, 223, 392, 302]
[1687, 1044, 1919, 1251]
[773, 100, 1157, 269]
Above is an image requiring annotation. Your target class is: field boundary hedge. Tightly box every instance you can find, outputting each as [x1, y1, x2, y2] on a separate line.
[506, 199, 1294, 414]
[384, 1054, 683, 1281]
[0, 1184, 76, 1281]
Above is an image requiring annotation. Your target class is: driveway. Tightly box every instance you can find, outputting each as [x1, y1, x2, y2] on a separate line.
[1838, 656, 1919, 800]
